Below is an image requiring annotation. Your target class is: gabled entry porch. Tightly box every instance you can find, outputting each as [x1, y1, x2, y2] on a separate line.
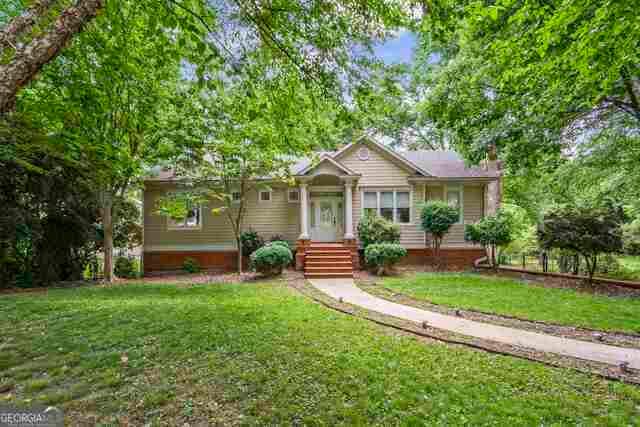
[293, 155, 360, 271]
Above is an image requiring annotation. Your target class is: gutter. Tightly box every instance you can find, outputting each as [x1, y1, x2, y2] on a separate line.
[407, 176, 499, 183]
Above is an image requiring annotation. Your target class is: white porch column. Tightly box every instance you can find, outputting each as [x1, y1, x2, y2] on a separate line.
[343, 179, 354, 239]
[299, 182, 309, 239]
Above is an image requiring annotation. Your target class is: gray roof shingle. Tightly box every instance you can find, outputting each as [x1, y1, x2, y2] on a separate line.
[400, 150, 498, 178]
[146, 148, 497, 181]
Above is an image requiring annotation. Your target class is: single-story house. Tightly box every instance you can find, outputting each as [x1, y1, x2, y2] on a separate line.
[142, 136, 501, 277]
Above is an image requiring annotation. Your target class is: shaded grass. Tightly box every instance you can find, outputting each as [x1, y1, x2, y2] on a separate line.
[383, 273, 640, 333]
[618, 256, 640, 281]
[0, 281, 639, 424]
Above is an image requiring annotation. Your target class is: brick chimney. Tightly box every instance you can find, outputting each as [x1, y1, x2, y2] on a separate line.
[484, 143, 502, 216]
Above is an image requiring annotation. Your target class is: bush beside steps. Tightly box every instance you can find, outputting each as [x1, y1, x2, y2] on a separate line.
[365, 243, 407, 276]
[250, 243, 293, 277]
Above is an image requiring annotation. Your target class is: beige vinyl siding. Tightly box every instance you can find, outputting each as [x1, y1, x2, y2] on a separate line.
[444, 185, 484, 246]
[144, 185, 236, 250]
[241, 185, 300, 244]
[426, 185, 444, 201]
[339, 143, 412, 186]
[464, 185, 484, 223]
[143, 183, 299, 251]
[411, 184, 486, 247]
[312, 161, 345, 176]
[400, 183, 426, 248]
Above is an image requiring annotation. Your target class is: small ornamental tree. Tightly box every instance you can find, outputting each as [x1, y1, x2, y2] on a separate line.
[537, 203, 624, 284]
[420, 201, 459, 269]
[465, 209, 515, 268]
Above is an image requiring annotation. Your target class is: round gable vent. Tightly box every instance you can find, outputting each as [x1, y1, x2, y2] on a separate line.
[358, 146, 370, 161]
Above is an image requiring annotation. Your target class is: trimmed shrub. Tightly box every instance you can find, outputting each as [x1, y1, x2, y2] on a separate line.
[183, 257, 200, 274]
[357, 214, 400, 249]
[364, 243, 407, 276]
[250, 244, 293, 277]
[269, 239, 291, 251]
[420, 201, 459, 269]
[464, 209, 515, 268]
[114, 256, 136, 278]
[240, 229, 264, 256]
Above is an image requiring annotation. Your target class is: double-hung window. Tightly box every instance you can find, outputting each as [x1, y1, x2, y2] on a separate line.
[363, 192, 377, 217]
[396, 191, 411, 223]
[362, 190, 411, 224]
[380, 192, 394, 221]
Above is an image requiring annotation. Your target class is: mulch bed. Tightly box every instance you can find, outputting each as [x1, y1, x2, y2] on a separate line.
[0, 269, 306, 295]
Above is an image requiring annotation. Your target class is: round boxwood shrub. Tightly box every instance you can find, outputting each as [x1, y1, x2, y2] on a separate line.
[269, 239, 291, 251]
[114, 256, 136, 278]
[250, 243, 293, 277]
[357, 214, 400, 249]
[364, 243, 407, 276]
[183, 257, 200, 274]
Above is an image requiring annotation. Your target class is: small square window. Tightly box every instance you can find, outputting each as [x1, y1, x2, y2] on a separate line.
[231, 191, 241, 203]
[259, 190, 272, 202]
[288, 189, 300, 202]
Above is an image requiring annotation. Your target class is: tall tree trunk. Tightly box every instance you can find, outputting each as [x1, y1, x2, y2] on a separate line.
[0, 0, 103, 114]
[237, 236, 243, 274]
[102, 191, 114, 282]
[0, 0, 57, 52]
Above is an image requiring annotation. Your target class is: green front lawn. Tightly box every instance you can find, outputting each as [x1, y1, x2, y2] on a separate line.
[382, 273, 640, 333]
[1, 281, 640, 424]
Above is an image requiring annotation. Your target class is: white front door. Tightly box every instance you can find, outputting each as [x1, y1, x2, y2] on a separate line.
[310, 198, 343, 242]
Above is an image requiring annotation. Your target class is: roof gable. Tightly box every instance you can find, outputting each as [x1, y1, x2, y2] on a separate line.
[296, 154, 358, 176]
[333, 135, 433, 177]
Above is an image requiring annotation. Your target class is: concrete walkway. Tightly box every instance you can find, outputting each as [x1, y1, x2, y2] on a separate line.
[308, 278, 640, 370]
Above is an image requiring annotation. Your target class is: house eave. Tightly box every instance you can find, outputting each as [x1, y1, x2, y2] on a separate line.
[407, 176, 498, 183]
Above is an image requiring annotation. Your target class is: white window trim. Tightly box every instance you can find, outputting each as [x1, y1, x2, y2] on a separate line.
[444, 184, 464, 224]
[360, 189, 412, 224]
[258, 189, 273, 203]
[288, 188, 300, 203]
[167, 205, 203, 230]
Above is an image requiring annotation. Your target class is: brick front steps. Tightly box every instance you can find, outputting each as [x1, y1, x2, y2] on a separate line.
[304, 243, 354, 278]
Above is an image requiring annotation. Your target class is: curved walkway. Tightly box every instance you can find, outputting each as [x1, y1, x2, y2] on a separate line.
[308, 278, 640, 369]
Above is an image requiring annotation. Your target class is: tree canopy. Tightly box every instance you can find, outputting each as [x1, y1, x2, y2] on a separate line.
[410, 0, 639, 218]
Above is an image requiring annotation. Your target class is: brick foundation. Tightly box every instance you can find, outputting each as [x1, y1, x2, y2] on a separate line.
[401, 248, 486, 270]
[144, 246, 485, 274]
[143, 251, 246, 274]
[342, 238, 360, 270]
